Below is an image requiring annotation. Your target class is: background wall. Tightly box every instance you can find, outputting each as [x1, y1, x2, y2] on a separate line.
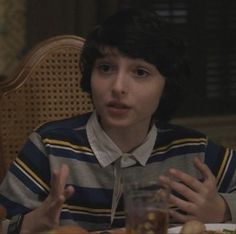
[0, 0, 26, 80]
[0, 0, 236, 148]
[26, 0, 123, 49]
[1, 0, 236, 119]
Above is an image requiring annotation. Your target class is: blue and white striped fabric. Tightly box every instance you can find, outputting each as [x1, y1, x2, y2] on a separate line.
[0, 112, 235, 230]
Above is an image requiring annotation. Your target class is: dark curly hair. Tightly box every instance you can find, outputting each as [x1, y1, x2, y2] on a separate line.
[79, 8, 190, 122]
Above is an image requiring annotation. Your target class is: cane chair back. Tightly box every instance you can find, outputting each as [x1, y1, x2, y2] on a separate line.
[0, 35, 93, 178]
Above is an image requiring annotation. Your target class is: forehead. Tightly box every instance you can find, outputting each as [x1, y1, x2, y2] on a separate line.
[97, 46, 154, 65]
[96, 46, 164, 78]
[98, 46, 125, 58]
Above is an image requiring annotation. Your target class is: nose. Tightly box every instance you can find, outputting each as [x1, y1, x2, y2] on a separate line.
[111, 71, 128, 96]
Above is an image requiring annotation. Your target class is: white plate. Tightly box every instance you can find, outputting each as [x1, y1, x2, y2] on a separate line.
[168, 223, 236, 234]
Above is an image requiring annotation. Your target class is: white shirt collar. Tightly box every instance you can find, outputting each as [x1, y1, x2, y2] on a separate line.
[86, 111, 157, 168]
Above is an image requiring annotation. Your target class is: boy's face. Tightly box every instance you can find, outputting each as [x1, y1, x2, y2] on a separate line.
[91, 47, 165, 132]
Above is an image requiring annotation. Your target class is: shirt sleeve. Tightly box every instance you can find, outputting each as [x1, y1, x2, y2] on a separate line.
[0, 131, 51, 218]
[205, 139, 236, 222]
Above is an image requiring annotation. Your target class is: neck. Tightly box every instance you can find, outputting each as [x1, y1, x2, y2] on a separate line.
[103, 124, 152, 153]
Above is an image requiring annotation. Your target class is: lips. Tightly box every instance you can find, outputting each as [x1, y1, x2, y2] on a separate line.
[107, 101, 130, 115]
[107, 101, 130, 109]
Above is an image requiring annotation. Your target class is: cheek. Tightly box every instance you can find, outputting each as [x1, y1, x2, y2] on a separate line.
[90, 77, 100, 107]
[154, 79, 166, 101]
[142, 82, 165, 112]
[90, 76, 101, 96]
[90, 76, 107, 110]
[147, 92, 162, 112]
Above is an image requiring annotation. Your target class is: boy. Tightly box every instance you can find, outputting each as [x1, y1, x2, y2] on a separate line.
[0, 8, 235, 234]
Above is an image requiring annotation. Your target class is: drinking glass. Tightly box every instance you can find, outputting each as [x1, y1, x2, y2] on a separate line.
[124, 180, 169, 234]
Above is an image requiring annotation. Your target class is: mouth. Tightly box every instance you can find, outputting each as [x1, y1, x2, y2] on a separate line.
[107, 101, 130, 109]
[106, 101, 131, 115]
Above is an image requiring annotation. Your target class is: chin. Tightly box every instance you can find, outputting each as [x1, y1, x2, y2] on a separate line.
[103, 118, 132, 129]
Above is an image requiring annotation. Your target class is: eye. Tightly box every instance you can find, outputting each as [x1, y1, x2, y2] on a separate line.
[95, 62, 115, 74]
[134, 67, 150, 78]
[99, 64, 111, 72]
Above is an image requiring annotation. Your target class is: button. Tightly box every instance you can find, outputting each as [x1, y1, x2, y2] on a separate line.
[121, 154, 136, 167]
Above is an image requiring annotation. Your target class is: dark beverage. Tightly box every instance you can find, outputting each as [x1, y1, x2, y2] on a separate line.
[126, 208, 168, 234]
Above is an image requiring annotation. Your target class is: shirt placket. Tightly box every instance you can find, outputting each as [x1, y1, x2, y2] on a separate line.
[110, 158, 123, 224]
[110, 153, 137, 224]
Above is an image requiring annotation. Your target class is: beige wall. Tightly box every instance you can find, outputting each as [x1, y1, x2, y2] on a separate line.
[172, 115, 236, 149]
[0, 0, 26, 78]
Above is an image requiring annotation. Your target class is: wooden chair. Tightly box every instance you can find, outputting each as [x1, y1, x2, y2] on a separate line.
[0, 35, 93, 181]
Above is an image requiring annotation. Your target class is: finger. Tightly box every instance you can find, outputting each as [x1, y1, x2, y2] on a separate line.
[64, 185, 75, 199]
[193, 157, 215, 181]
[169, 192, 198, 214]
[50, 194, 65, 209]
[51, 164, 69, 197]
[159, 175, 200, 206]
[50, 168, 60, 197]
[46, 193, 65, 223]
[169, 208, 196, 223]
[170, 179, 200, 203]
[47, 183, 73, 222]
[59, 164, 70, 191]
[158, 175, 171, 186]
[168, 168, 203, 193]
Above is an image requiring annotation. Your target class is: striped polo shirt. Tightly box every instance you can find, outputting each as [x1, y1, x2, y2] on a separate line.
[0, 111, 235, 231]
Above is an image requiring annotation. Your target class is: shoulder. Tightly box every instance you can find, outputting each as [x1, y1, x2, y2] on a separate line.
[155, 121, 207, 145]
[150, 121, 208, 163]
[35, 112, 92, 135]
[29, 112, 93, 150]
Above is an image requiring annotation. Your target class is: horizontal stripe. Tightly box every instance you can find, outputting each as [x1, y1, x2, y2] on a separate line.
[217, 149, 236, 192]
[152, 137, 207, 155]
[0, 195, 31, 217]
[14, 158, 49, 192]
[43, 138, 92, 153]
[229, 187, 236, 193]
[61, 210, 125, 224]
[44, 144, 97, 163]
[204, 140, 228, 178]
[11, 164, 47, 197]
[149, 145, 205, 163]
[62, 204, 125, 216]
[19, 139, 51, 183]
[68, 186, 113, 208]
[216, 148, 230, 184]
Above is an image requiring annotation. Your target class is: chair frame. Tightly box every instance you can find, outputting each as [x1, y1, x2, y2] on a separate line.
[0, 35, 85, 96]
[0, 35, 93, 180]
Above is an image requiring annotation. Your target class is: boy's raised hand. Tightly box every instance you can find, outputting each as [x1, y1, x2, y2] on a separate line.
[21, 164, 74, 234]
[159, 157, 230, 223]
